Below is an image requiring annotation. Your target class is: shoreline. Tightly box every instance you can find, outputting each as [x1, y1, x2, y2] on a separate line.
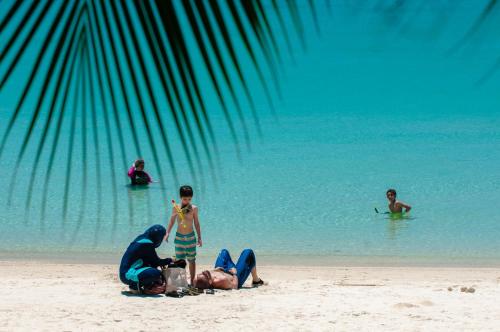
[2, 251, 500, 268]
[1, 260, 499, 331]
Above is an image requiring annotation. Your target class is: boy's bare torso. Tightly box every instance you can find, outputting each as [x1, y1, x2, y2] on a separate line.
[176, 205, 196, 234]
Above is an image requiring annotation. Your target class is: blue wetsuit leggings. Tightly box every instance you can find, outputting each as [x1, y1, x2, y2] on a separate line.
[214, 249, 256, 288]
[123, 268, 162, 290]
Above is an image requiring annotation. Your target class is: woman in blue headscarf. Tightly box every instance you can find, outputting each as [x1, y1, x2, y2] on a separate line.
[119, 224, 184, 292]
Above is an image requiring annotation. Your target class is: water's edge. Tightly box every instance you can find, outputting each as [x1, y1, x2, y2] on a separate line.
[2, 251, 499, 268]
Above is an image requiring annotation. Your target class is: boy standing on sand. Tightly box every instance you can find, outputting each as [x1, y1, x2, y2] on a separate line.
[386, 189, 412, 213]
[165, 185, 202, 285]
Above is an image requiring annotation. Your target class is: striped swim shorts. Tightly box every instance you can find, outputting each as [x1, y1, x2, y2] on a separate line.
[174, 232, 196, 261]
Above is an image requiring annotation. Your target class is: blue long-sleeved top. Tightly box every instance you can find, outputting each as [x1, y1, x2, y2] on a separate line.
[119, 225, 172, 284]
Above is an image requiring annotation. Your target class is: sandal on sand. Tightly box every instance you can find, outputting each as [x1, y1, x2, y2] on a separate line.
[252, 279, 265, 287]
[187, 286, 204, 296]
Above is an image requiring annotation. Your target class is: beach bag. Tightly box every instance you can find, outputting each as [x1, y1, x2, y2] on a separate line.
[162, 267, 188, 292]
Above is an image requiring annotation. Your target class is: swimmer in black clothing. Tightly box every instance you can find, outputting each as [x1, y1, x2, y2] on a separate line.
[127, 159, 152, 185]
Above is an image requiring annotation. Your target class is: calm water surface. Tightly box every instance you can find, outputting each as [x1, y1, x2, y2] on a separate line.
[1, 1, 499, 265]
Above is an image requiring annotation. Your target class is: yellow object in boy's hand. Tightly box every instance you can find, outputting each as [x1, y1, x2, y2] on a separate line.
[171, 199, 184, 221]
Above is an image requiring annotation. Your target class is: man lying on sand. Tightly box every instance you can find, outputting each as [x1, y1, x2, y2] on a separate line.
[194, 249, 265, 290]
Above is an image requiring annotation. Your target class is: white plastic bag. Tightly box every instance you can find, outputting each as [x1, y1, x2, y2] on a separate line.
[162, 267, 188, 292]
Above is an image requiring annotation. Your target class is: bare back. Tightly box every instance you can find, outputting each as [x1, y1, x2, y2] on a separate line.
[388, 200, 411, 213]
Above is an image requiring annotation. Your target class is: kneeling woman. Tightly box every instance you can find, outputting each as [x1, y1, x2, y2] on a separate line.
[119, 224, 184, 293]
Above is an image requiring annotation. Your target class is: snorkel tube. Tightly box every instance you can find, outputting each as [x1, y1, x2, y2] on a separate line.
[171, 199, 185, 221]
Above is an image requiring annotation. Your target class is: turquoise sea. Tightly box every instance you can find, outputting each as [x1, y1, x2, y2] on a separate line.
[1, 1, 499, 265]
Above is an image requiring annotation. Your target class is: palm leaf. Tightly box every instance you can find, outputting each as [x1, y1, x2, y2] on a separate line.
[0, 0, 322, 223]
[448, 0, 498, 54]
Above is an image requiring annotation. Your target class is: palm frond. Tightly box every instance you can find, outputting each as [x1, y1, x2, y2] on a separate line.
[0, 0, 322, 223]
[448, 0, 498, 54]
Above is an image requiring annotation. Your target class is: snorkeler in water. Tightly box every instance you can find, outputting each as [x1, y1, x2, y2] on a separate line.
[127, 159, 152, 185]
[386, 189, 411, 213]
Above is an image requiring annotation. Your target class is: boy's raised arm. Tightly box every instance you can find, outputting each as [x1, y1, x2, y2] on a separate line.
[127, 165, 135, 178]
[194, 207, 202, 247]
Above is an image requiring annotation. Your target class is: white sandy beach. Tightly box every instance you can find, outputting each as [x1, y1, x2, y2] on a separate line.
[1, 261, 499, 331]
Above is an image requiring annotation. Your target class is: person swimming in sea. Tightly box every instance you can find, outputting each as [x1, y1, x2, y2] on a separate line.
[127, 159, 152, 185]
[386, 189, 411, 213]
